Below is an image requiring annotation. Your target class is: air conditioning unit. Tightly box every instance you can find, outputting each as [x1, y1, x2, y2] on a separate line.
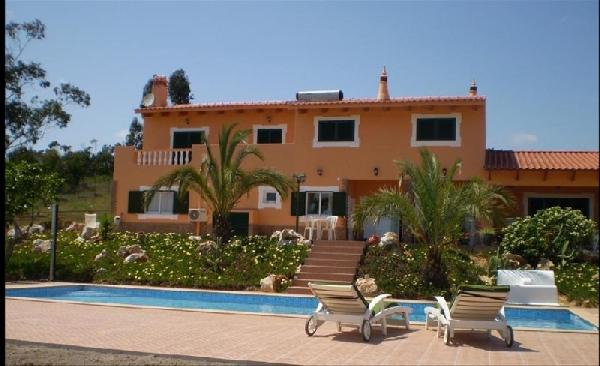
[188, 208, 207, 222]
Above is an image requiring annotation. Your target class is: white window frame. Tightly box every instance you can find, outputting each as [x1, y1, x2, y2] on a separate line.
[170, 127, 209, 149]
[522, 192, 594, 218]
[253, 124, 287, 144]
[299, 186, 340, 219]
[411, 113, 461, 147]
[258, 186, 282, 209]
[137, 185, 179, 220]
[313, 115, 360, 148]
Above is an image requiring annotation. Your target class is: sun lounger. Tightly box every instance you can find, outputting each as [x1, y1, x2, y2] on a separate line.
[305, 281, 412, 342]
[434, 285, 513, 347]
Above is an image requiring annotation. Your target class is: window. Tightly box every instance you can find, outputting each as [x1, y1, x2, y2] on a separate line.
[146, 191, 175, 214]
[411, 113, 461, 147]
[172, 131, 205, 148]
[257, 129, 283, 144]
[313, 116, 360, 147]
[527, 197, 591, 218]
[306, 192, 333, 216]
[253, 124, 287, 144]
[258, 186, 281, 209]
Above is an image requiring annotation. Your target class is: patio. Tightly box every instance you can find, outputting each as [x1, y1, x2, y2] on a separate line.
[5, 297, 599, 365]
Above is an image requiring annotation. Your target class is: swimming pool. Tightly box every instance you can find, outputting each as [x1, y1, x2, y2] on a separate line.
[5, 285, 598, 332]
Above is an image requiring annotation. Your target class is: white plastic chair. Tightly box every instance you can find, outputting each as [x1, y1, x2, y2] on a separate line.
[303, 217, 317, 241]
[321, 216, 338, 240]
[84, 213, 99, 229]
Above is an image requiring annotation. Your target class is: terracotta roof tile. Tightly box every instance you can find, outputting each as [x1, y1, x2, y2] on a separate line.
[485, 150, 599, 170]
[136, 96, 485, 113]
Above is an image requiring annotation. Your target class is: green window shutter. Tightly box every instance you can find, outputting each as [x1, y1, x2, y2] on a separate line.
[128, 191, 145, 213]
[173, 191, 189, 214]
[332, 192, 347, 216]
[290, 192, 306, 216]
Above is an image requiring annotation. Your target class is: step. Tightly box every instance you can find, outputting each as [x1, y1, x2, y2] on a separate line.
[309, 245, 364, 254]
[313, 240, 366, 247]
[296, 272, 356, 282]
[291, 279, 350, 288]
[299, 265, 357, 274]
[285, 286, 313, 295]
[308, 252, 362, 262]
[303, 258, 359, 267]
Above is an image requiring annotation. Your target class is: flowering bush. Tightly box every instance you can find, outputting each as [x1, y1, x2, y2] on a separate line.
[555, 263, 599, 307]
[500, 207, 596, 266]
[358, 244, 485, 299]
[6, 231, 308, 291]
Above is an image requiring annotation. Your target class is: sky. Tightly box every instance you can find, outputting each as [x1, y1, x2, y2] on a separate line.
[5, 0, 599, 152]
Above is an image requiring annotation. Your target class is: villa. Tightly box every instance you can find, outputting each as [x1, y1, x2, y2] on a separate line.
[112, 69, 599, 237]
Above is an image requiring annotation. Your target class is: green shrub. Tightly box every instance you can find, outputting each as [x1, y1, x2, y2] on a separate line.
[555, 263, 599, 307]
[6, 231, 309, 291]
[358, 244, 485, 299]
[500, 207, 596, 266]
[99, 214, 113, 241]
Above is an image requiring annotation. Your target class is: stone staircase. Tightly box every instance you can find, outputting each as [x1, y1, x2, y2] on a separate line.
[286, 240, 366, 295]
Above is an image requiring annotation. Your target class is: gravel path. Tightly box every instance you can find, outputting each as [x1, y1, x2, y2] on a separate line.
[5, 339, 283, 366]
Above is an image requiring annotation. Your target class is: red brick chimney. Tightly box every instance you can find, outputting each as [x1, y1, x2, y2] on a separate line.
[152, 75, 168, 107]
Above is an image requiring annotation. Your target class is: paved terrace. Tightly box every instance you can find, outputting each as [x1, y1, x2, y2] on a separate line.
[5, 286, 599, 365]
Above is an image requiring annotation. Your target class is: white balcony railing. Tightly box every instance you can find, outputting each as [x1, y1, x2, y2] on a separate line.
[136, 149, 193, 166]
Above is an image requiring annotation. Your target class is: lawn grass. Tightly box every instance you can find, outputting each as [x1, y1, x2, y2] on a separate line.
[16, 175, 112, 228]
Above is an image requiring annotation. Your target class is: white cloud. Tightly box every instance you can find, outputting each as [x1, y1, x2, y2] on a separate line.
[511, 133, 538, 148]
[115, 129, 128, 142]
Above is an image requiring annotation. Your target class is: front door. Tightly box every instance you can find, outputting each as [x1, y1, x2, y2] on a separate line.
[229, 212, 249, 237]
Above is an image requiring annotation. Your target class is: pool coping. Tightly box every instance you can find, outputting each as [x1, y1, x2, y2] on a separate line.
[5, 281, 598, 334]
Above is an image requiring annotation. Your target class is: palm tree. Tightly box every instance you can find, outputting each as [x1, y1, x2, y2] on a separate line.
[146, 124, 294, 243]
[352, 149, 513, 288]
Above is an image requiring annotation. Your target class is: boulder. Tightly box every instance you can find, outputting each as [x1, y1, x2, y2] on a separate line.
[126, 244, 144, 254]
[502, 253, 528, 269]
[188, 235, 203, 241]
[94, 249, 108, 262]
[123, 252, 148, 264]
[7, 228, 16, 238]
[270, 231, 282, 240]
[32, 239, 52, 253]
[27, 224, 45, 234]
[356, 275, 378, 296]
[379, 232, 399, 249]
[276, 229, 304, 246]
[66, 222, 85, 232]
[537, 258, 555, 270]
[196, 240, 217, 255]
[117, 246, 129, 258]
[367, 235, 380, 246]
[260, 274, 286, 293]
[80, 226, 96, 240]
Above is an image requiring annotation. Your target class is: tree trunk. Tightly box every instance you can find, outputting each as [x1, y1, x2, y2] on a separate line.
[5, 223, 24, 267]
[213, 213, 232, 244]
[423, 245, 448, 289]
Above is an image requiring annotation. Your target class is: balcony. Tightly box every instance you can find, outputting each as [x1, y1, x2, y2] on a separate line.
[137, 149, 193, 166]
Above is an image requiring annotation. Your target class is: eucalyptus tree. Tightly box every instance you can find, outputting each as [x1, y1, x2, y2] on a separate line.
[352, 149, 513, 287]
[146, 124, 294, 243]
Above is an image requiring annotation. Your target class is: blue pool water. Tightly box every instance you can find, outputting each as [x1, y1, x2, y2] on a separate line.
[6, 285, 597, 332]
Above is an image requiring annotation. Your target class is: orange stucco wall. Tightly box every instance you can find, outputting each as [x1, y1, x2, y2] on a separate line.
[113, 99, 598, 235]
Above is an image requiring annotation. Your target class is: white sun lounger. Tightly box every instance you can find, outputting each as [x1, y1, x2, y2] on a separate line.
[305, 281, 412, 342]
[434, 285, 514, 347]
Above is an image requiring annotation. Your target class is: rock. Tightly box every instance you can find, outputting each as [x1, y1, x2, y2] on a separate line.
[94, 249, 108, 262]
[270, 231, 282, 240]
[66, 222, 85, 232]
[582, 299, 592, 308]
[356, 275, 378, 296]
[299, 239, 312, 246]
[260, 274, 287, 293]
[276, 229, 304, 246]
[592, 273, 599, 281]
[117, 246, 128, 258]
[378, 232, 399, 249]
[123, 252, 148, 264]
[126, 244, 144, 254]
[537, 258, 555, 270]
[502, 253, 528, 269]
[196, 240, 217, 255]
[27, 224, 44, 234]
[80, 226, 96, 240]
[96, 267, 107, 274]
[479, 275, 493, 285]
[7, 228, 15, 238]
[367, 235, 380, 246]
[32, 239, 52, 253]
[522, 264, 533, 270]
[188, 235, 203, 241]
